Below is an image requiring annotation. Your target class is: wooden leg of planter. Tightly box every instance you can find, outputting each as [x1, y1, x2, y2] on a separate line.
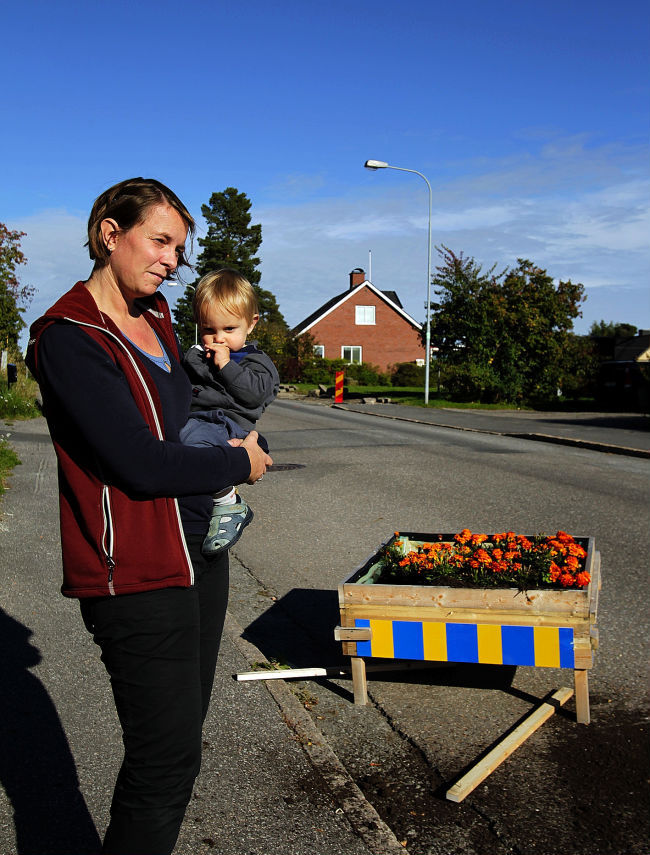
[574, 669, 590, 725]
[351, 657, 368, 705]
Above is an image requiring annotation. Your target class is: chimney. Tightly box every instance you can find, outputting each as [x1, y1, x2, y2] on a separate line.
[349, 268, 366, 290]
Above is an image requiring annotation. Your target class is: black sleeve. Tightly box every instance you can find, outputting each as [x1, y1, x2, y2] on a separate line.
[37, 323, 251, 497]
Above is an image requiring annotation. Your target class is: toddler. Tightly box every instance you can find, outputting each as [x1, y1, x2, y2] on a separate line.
[180, 269, 280, 555]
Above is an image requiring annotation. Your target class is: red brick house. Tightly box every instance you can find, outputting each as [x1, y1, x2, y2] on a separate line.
[292, 269, 424, 372]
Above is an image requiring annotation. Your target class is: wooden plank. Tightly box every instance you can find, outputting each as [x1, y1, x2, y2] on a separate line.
[574, 669, 590, 725]
[341, 585, 589, 616]
[334, 626, 372, 642]
[589, 550, 601, 621]
[237, 666, 334, 681]
[445, 687, 574, 803]
[341, 603, 591, 632]
[351, 657, 368, 705]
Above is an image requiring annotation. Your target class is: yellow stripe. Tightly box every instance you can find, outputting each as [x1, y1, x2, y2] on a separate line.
[534, 626, 560, 667]
[422, 622, 447, 661]
[477, 624, 503, 664]
[370, 620, 394, 658]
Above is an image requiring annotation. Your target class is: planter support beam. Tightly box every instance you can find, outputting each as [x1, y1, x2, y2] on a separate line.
[445, 687, 574, 803]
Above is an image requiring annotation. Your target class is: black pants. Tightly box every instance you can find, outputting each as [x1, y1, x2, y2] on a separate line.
[80, 536, 229, 855]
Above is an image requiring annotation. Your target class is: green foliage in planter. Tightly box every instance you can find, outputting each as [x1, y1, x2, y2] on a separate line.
[377, 531, 590, 592]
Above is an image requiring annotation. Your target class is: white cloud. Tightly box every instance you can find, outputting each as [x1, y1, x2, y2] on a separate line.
[14, 140, 650, 346]
[15, 210, 89, 342]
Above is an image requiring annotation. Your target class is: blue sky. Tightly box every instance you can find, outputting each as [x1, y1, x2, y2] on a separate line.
[2, 0, 648, 345]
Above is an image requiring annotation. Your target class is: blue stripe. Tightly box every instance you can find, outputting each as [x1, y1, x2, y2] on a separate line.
[446, 623, 478, 663]
[502, 625, 535, 666]
[393, 621, 424, 660]
[558, 627, 575, 668]
[354, 619, 372, 656]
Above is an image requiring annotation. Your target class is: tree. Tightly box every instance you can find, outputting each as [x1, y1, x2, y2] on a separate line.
[173, 187, 288, 352]
[428, 247, 586, 404]
[0, 224, 34, 351]
[589, 320, 638, 339]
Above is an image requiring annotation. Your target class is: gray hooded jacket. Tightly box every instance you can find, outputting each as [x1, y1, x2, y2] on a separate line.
[182, 343, 280, 431]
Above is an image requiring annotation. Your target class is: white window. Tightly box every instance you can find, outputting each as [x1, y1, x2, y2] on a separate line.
[342, 346, 362, 364]
[355, 305, 375, 325]
[313, 344, 325, 358]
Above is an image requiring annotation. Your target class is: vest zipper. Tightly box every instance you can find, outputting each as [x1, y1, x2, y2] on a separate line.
[101, 485, 117, 594]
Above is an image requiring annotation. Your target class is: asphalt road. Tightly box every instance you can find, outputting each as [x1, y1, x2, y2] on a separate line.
[231, 399, 650, 855]
[1, 403, 648, 855]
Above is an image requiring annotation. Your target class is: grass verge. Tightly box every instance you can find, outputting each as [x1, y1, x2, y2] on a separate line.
[287, 383, 531, 410]
[0, 437, 20, 501]
[0, 375, 41, 419]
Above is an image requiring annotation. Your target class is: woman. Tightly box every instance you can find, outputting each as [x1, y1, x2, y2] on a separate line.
[26, 177, 271, 855]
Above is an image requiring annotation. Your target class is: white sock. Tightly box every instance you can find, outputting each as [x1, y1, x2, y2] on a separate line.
[214, 487, 237, 506]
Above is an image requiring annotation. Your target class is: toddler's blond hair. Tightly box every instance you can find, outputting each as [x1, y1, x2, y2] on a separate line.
[193, 269, 259, 325]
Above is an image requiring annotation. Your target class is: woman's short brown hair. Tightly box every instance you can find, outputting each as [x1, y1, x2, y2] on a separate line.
[193, 269, 259, 325]
[86, 177, 195, 272]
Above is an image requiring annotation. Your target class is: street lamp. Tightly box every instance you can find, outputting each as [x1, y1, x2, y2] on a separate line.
[364, 159, 433, 404]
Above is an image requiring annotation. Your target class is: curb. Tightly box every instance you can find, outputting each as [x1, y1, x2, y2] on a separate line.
[224, 611, 408, 855]
[331, 404, 650, 459]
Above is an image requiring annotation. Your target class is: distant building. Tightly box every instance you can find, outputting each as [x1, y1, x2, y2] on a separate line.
[292, 268, 424, 372]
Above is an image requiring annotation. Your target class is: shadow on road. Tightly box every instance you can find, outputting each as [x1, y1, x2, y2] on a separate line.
[242, 588, 519, 697]
[0, 607, 101, 855]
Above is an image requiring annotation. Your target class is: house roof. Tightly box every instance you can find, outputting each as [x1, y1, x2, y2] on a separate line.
[292, 281, 420, 335]
[614, 334, 650, 362]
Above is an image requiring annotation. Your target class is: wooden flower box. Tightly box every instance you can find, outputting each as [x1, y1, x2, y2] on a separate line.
[337, 532, 601, 724]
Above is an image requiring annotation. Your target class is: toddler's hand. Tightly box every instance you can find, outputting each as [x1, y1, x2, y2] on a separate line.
[204, 342, 231, 369]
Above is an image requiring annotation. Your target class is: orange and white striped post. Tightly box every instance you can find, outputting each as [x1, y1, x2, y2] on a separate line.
[335, 371, 345, 403]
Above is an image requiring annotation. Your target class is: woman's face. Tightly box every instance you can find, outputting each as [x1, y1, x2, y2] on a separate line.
[104, 204, 188, 301]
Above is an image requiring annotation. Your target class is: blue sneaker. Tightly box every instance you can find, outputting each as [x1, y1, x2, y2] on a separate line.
[202, 496, 254, 556]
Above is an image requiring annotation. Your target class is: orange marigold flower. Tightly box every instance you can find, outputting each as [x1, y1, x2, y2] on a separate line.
[492, 548, 503, 560]
[559, 573, 574, 587]
[475, 548, 491, 564]
[575, 571, 591, 588]
[568, 542, 586, 557]
[455, 528, 472, 544]
[517, 536, 533, 550]
[470, 533, 488, 545]
[565, 555, 580, 571]
[492, 532, 506, 543]
[556, 530, 573, 543]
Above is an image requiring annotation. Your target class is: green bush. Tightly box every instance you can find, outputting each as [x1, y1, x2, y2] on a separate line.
[391, 362, 425, 387]
[297, 358, 389, 386]
[440, 362, 512, 404]
[344, 362, 390, 386]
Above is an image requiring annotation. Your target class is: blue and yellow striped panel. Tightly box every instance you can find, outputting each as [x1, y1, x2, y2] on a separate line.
[353, 618, 574, 668]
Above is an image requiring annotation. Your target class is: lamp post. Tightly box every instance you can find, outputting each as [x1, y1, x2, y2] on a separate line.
[364, 159, 433, 404]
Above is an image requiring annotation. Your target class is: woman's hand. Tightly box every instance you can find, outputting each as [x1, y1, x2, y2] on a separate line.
[241, 431, 272, 483]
